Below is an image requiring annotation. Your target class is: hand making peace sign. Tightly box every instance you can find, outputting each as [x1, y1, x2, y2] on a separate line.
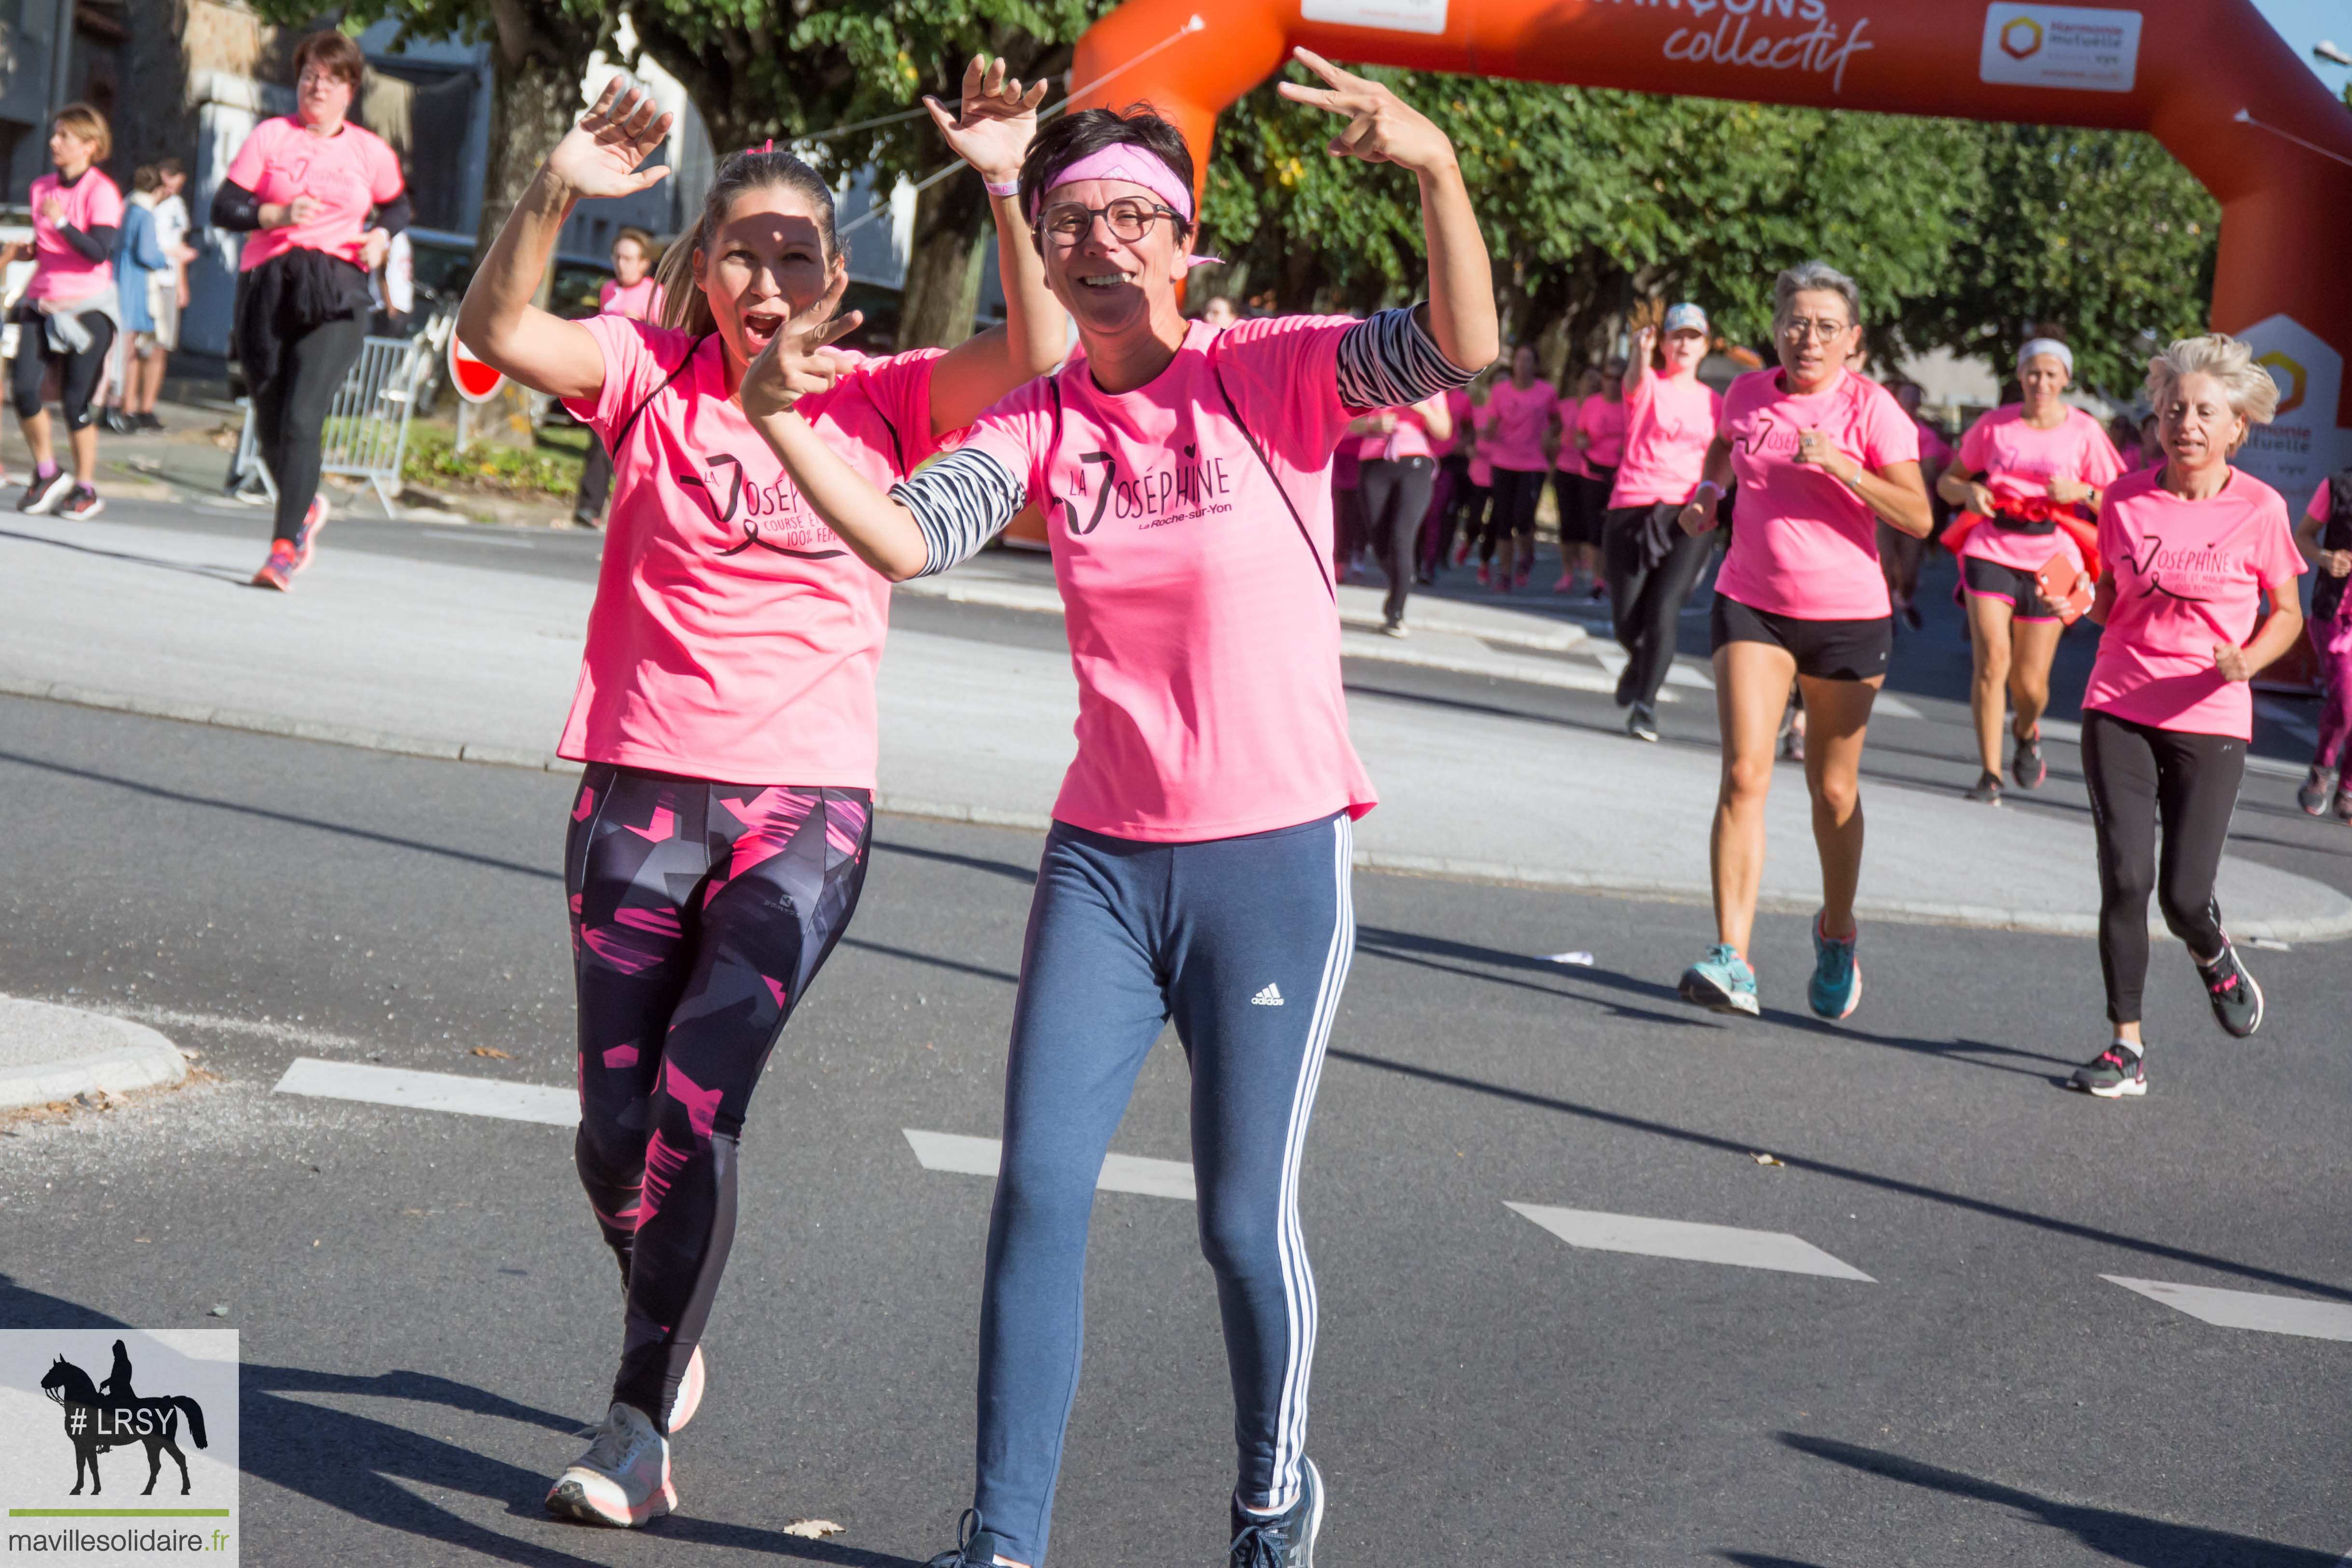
[926, 54, 1050, 192]
[738, 272, 865, 422]
[547, 76, 676, 201]
[1276, 47, 1457, 175]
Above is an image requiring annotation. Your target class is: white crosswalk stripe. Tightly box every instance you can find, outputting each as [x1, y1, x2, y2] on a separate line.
[1507, 1202, 1875, 1282]
[273, 1057, 575, 1126]
[902, 1128, 1196, 1201]
[2103, 1277, 2352, 1342]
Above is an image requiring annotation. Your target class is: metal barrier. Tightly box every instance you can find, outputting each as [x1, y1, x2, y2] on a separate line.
[229, 333, 430, 519]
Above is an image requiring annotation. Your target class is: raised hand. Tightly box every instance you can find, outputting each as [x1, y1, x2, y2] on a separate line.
[739, 273, 863, 421]
[546, 76, 674, 201]
[926, 54, 1048, 190]
[1276, 47, 1456, 175]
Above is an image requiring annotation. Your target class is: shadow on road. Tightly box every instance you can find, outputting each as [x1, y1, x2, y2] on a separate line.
[1770, 1432, 2344, 1567]
[0, 525, 253, 587]
[0, 1274, 921, 1567]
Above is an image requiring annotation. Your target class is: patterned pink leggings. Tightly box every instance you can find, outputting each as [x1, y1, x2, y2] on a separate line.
[2316, 610, 2352, 771]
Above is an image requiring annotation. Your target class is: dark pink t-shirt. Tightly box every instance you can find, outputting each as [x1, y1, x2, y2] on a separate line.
[1957, 404, 2125, 572]
[1554, 396, 1588, 477]
[24, 169, 122, 302]
[1716, 367, 1921, 621]
[1483, 379, 1553, 473]
[1577, 393, 1627, 470]
[1610, 373, 1722, 509]
[958, 316, 1377, 841]
[2083, 467, 2305, 739]
[558, 318, 944, 784]
[225, 116, 404, 271]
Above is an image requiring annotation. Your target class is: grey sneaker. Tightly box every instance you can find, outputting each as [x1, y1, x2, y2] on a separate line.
[2193, 937, 2264, 1039]
[1229, 1457, 1323, 1568]
[2299, 764, 2339, 817]
[545, 1401, 674, 1527]
[1627, 701, 1660, 743]
[2071, 1042, 2147, 1098]
[927, 1509, 1012, 1567]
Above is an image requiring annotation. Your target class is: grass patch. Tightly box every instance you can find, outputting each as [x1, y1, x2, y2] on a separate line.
[401, 423, 585, 499]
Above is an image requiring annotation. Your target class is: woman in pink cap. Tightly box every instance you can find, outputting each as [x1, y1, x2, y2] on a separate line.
[1936, 337, 2124, 805]
[1672, 260, 1932, 1024]
[455, 64, 1065, 1527]
[740, 55, 1495, 1568]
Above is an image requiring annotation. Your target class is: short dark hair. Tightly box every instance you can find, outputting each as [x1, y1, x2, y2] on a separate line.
[1018, 105, 1196, 239]
[154, 155, 184, 180]
[292, 30, 367, 92]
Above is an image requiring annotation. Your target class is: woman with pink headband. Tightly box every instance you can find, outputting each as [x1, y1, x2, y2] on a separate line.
[455, 65, 1064, 1528]
[740, 54, 1496, 1568]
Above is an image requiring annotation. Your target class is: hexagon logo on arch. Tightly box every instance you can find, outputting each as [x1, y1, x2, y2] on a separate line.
[2002, 17, 2044, 58]
[2232, 316, 2346, 502]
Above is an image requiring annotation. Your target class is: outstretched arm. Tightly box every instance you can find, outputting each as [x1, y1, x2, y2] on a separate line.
[457, 77, 673, 403]
[924, 55, 1069, 434]
[1279, 48, 1498, 373]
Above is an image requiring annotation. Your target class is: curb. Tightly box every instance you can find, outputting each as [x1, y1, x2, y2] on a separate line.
[10, 675, 2351, 943]
[0, 999, 189, 1112]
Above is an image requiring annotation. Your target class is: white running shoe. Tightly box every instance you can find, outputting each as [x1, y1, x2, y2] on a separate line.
[667, 1346, 706, 1433]
[545, 1401, 675, 1527]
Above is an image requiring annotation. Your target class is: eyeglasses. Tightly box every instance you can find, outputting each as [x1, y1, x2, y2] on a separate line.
[1040, 197, 1180, 246]
[1782, 318, 1852, 343]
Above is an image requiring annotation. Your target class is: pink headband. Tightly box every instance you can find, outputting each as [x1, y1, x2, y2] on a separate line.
[1035, 145, 1195, 222]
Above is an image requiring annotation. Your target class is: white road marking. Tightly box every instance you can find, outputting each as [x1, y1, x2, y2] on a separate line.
[104, 1004, 372, 1053]
[1872, 691, 1923, 719]
[1507, 1202, 1875, 1281]
[273, 1057, 575, 1126]
[902, 1128, 1197, 1201]
[2103, 1276, 2352, 1342]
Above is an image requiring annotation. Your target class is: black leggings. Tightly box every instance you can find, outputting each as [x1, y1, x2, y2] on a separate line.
[566, 764, 872, 1427]
[252, 314, 367, 543]
[12, 305, 116, 431]
[1604, 503, 1715, 707]
[1359, 456, 1436, 623]
[575, 432, 615, 524]
[2081, 710, 2243, 1024]
[1482, 466, 1547, 560]
[1435, 455, 1484, 566]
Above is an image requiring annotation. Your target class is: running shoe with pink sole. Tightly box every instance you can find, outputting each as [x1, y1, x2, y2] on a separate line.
[546, 1401, 675, 1527]
[251, 541, 298, 592]
[291, 495, 329, 573]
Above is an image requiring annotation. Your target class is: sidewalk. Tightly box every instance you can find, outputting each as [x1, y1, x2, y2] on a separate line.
[4, 503, 2348, 941]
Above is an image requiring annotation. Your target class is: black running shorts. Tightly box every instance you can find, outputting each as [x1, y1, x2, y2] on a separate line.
[1710, 593, 1892, 682]
[1961, 555, 2061, 622]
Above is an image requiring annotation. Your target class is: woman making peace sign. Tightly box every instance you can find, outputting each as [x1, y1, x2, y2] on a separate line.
[739, 50, 1497, 1568]
[456, 65, 1065, 1529]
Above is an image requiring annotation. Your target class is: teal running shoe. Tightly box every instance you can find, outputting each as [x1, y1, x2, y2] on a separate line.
[1679, 943, 1759, 1016]
[1808, 914, 1862, 1020]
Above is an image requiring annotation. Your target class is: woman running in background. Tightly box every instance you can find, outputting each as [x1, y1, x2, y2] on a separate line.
[740, 56, 1494, 1568]
[1551, 363, 1597, 593]
[457, 63, 1065, 1527]
[1937, 338, 2123, 805]
[213, 29, 408, 589]
[1605, 305, 1722, 744]
[1882, 379, 1949, 628]
[2296, 466, 2352, 822]
[2070, 335, 2301, 1098]
[1356, 389, 1451, 634]
[1573, 358, 1628, 600]
[570, 225, 666, 528]
[1418, 379, 1474, 580]
[1482, 343, 1553, 591]
[5, 104, 124, 519]
[1674, 260, 1930, 1022]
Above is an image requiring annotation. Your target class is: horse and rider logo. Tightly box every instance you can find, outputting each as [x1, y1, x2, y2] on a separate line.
[37, 1339, 210, 1496]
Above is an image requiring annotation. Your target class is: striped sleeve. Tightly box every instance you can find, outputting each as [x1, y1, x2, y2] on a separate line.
[890, 445, 1030, 577]
[1334, 305, 1477, 410]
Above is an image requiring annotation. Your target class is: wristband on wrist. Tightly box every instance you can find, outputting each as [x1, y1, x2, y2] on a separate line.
[982, 177, 1020, 198]
[1692, 481, 1723, 502]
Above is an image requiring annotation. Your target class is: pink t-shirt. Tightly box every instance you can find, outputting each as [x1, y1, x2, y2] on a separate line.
[1432, 388, 1471, 459]
[2308, 479, 2331, 523]
[1483, 379, 1553, 473]
[1610, 373, 1723, 508]
[1956, 404, 2125, 572]
[1913, 416, 1954, 478]
[1577, 393, 1627, 471]
[1468, 401, 1495, 487]
[23, 168, 123, 303]
[598, 277, 665, 322]
[2083, 467, 2306, 739]
[557, 318, 944, 784]
[1356, 404, 1436, 463]
[225, 116, 404, 272]
[1715, 367, 1921, 620]
[958, 316, 1378, 841]
[1554, 396, 1589, 476]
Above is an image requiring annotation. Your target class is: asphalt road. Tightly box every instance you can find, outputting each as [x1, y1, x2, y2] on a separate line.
[1, 694, 2346, 1567]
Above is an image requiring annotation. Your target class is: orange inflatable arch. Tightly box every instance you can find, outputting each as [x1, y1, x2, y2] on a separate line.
[1067, 0, 2352, 499]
